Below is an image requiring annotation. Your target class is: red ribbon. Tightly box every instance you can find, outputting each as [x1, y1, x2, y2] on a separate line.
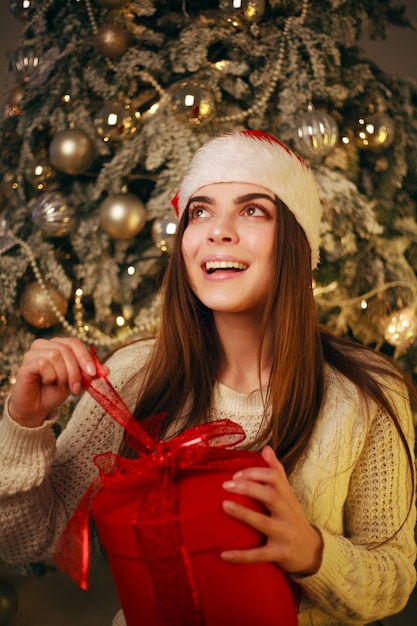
[53, 347, 265, 625]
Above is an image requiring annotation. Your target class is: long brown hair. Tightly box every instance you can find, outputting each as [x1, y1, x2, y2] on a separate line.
[133, 200, 415, 490]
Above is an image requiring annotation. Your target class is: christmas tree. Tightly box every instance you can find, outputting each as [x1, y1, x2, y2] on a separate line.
[1, 0, 417, 413]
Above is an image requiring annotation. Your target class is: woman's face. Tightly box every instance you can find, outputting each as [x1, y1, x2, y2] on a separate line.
[181, 182, 277, 316]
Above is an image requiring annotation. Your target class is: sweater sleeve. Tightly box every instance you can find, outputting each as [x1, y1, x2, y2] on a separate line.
[0, 339, 153, 566]
[294, 376, 416, 624]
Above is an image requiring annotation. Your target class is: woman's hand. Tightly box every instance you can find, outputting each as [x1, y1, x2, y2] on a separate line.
[8, 337, 98, 428]
[221, 445, 323, 576]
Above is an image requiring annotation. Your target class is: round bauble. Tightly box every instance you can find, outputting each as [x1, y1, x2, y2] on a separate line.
[2, 83, 25, 117]
[0, 578, 18, 624]
[99, 193, 147, 239]
[384, 307, 417, 351]
[9, 0, 34, 20]
[151, 217, 177, 253]
[170, 81, 216, 125]
[19, 281, 69, 328]
[49, 128, 95, 175]
[32, 191, 76, 237]
[94, 23, 129, 59]
[293, 106, 339, 161]
[354, 112, 395, 151]
[25, 155, 55, 190]
[95, 0, 127, 7]
[219, 0, 266, 27]
[12, 45, 40, 82]
[94, 100, 140, 141]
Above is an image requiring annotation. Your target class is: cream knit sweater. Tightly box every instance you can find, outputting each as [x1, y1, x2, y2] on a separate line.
[0, 339, 415, 626]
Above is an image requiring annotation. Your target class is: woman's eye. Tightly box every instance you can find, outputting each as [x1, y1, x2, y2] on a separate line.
[244, 205, 267, 217]
[189, 205, 209, 219]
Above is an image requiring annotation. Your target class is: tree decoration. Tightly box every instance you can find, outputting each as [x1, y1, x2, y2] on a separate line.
[170, 81, 216, 125]
[25, 154, 55, 190]
[9, 0, 34, 21]
[11, 45, 41, 82]
[219, 0, 266, 27]
[354, 112, 395, 151]
[94, 100, 141, 142]
[19, 281, 69, 328]
[94, 23, 129, 59]
[0, 578, 18, 624]
[95, 0, 127, 8]
[48, 128, 96, 175]
[293, 104, 339, 161]
[383, 307, 417, 352]
[152, 217, 178, 253]
[1, 0, 417, 404]
[32, 191, 77, 237]
[2, 84, 25, 118]
[99, 193, 147, 239]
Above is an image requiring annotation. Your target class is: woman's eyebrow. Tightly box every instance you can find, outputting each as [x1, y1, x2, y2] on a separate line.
[188, 195, 213, 204]
[188, 192, 276, 205]
[234, 193, 276, 204]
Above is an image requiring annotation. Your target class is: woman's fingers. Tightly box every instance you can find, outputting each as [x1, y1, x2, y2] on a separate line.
[8, 338, 98, 426]
[221, 445, 324, 574]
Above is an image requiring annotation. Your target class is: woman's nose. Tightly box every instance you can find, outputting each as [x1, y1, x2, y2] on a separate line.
[207, 217, 238, 243]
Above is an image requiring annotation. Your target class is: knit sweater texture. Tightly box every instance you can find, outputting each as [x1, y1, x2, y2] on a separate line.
[0, 339, 415, 626]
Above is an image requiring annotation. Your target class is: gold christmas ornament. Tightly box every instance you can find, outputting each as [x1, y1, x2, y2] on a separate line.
[32, 191, 77, 237]
[151, 217, 178, 253]
[12, 45, 41, 82]
[25, 155, 55, 190]
[19, 281, 69, 329]
[0, 578, 18, 624]
[94, 23, 129, 59]
[95, 0, 127, 7]
[94, 100, 140, 141]
[99, 193, 147, 239]
[354, 112, 395, 151]
[293, 105, 339, 162]
[49, 128, 96, 175]
[384, 307, 417, 351]
[219, 0, 266, 27]
[170, 81, 216, 125]
[2, 83, 25, 117]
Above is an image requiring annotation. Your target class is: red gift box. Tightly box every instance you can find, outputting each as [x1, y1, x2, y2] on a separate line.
[91, 457, 298, 626]
[54, 349, 298, 626]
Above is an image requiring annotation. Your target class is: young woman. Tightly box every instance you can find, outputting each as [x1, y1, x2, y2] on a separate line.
[0, 130, 415, 626]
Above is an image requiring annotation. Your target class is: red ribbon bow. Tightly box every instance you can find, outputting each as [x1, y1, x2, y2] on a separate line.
[53, 347, 264, 626]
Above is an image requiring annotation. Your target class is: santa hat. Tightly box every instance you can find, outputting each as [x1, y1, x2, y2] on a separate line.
[172, 130, 322, 268]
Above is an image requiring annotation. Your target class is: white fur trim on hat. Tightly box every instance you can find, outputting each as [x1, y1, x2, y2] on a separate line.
[172, 130, 322, 268]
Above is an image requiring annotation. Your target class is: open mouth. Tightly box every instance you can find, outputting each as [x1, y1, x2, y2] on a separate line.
[204, 261, 248, 275]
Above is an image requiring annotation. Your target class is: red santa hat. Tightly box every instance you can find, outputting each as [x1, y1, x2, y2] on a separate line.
[172, 130, 322, 268]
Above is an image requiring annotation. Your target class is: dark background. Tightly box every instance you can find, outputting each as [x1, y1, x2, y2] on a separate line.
[0, 1, 416, 100]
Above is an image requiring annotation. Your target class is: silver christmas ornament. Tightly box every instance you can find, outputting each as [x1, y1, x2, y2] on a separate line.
[293, 105, 339, 161]
[12, 45, 41, 82]
[32, 191, 76, 237]
[9, 0, 34, 20]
